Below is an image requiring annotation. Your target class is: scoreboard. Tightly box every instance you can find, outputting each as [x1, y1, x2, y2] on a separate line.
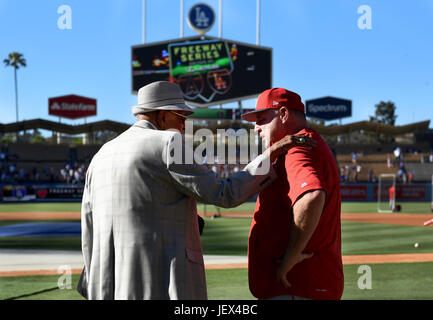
[132, 36, 272, 108]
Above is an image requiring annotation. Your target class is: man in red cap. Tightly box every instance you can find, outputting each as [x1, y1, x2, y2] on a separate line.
[242, 87, 344, 300]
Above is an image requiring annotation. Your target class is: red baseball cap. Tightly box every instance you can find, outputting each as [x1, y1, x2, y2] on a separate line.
[241, 88, 305, 122]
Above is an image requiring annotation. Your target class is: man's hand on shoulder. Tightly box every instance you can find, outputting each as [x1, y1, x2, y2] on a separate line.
[264, 134, 316, 163]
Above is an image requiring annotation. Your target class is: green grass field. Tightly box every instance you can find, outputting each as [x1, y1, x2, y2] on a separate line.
[1, 218, 432, 255]
[0, 201, 431, 214]
[2, 262, 433, 300]
[202, 219, 433, 256]
[0, 202, 82, 212]
[199, 201, 433, 215]
[1, 202, 432, 300]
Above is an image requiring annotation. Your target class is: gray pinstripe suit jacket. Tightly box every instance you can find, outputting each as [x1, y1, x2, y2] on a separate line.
[77, 120, 276, 300]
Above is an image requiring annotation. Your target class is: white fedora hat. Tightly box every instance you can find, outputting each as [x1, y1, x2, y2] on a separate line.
[132, 81, 194, 116]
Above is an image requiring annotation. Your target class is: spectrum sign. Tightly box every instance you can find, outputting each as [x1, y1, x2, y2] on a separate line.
[305, 96, 352, 120]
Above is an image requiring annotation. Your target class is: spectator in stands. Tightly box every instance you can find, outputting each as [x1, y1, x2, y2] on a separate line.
[211, 164, 218, 175]
[1, 171, 9, 183]
[408, 172, 413, 184]
[31, 167, 37, 181]
[398, 168, 407, 184]
[67, 167, 74, 184]
[18, 168, 26, 182]
[344, 165, 350, 182]
[60, 168, 67, 182]
[339, 167, 345, 183]
[78, 164, 86, 183]
[33, 167, 40, 181]
[48, 167, 56, 182]
[394, 147, 401, 162]
[353, 165, 362, 182]
[387, 153, 393, 168]
[222, 164, 230, 179]
[368, 168, 373, 182]
[42, 166, 48, 178]
[73, 167, 82, 184]
[218, 164, 224, 178]
[351, 152, 357, 164]
[9, 163, 16, 176]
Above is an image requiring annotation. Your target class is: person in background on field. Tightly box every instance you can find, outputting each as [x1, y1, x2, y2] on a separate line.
[389, 185, 396, 211]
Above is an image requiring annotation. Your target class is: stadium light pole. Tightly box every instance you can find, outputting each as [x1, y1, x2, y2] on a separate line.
[256, 0, 260, 45]
[219, 0, 222, 38]
[180, 0, 184, 37]
[142, 0, 146, 43]
[219, 0, 223, 110]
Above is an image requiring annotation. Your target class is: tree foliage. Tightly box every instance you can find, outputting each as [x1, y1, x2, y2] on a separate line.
[3, 52, 26, 69]
[4, 52, 27, 128]
[369, 101, 397, 125]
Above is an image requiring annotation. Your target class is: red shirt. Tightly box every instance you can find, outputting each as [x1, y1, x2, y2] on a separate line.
[389, 186, 395, 200]
[248, 128, 344, 300]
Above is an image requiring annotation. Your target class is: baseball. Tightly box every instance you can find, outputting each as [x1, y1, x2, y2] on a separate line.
[424, 219, 433, 226]
[414, 243, 419, 248]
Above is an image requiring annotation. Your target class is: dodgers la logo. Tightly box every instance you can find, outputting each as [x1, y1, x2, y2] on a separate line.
[194, 7, 210, 27]
[187, 3, 215, 35]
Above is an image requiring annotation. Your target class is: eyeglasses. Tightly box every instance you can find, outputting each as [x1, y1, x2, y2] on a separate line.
[170, 111, 189, 121]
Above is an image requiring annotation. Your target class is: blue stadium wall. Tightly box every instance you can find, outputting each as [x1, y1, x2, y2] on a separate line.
[0, 182, 432, 203]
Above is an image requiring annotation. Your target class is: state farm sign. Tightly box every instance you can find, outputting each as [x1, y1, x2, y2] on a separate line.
[48, 95, 97, 119]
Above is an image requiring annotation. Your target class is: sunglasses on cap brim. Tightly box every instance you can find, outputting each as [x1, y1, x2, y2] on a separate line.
[170, 110, 189, 119]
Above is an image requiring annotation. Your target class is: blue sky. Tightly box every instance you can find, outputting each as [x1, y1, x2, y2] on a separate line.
[1, 0, 432, 129]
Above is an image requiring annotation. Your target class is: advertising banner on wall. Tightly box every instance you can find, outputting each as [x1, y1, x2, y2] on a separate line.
[373, 185, 426, 201]
[340, 185, 368, 200]
[1, 185, 36, 201]
[48, 95, 97, 119]
[34, 186, 84, 200]
[0, 185, 84, 202]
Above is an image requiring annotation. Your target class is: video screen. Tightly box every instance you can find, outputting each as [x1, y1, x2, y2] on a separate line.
[132, 37, 272, 107]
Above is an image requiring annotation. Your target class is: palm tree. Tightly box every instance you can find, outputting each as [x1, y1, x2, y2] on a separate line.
[4, 52, 27, 124]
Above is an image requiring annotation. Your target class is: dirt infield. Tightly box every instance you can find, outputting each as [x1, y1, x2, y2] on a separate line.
[341, 213, 433, 227]
[342, 253, 433, 264]
[2, 252, 433, 277]
[2, 211, 433, 226]
[0, 269, 83, 277]
[203, 253, 433, 267]
[205, 212, 433, 227]
[0, 212, 81, 220]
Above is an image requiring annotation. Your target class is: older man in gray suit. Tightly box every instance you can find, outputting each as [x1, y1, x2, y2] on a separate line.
[77, 81, 314, 300]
